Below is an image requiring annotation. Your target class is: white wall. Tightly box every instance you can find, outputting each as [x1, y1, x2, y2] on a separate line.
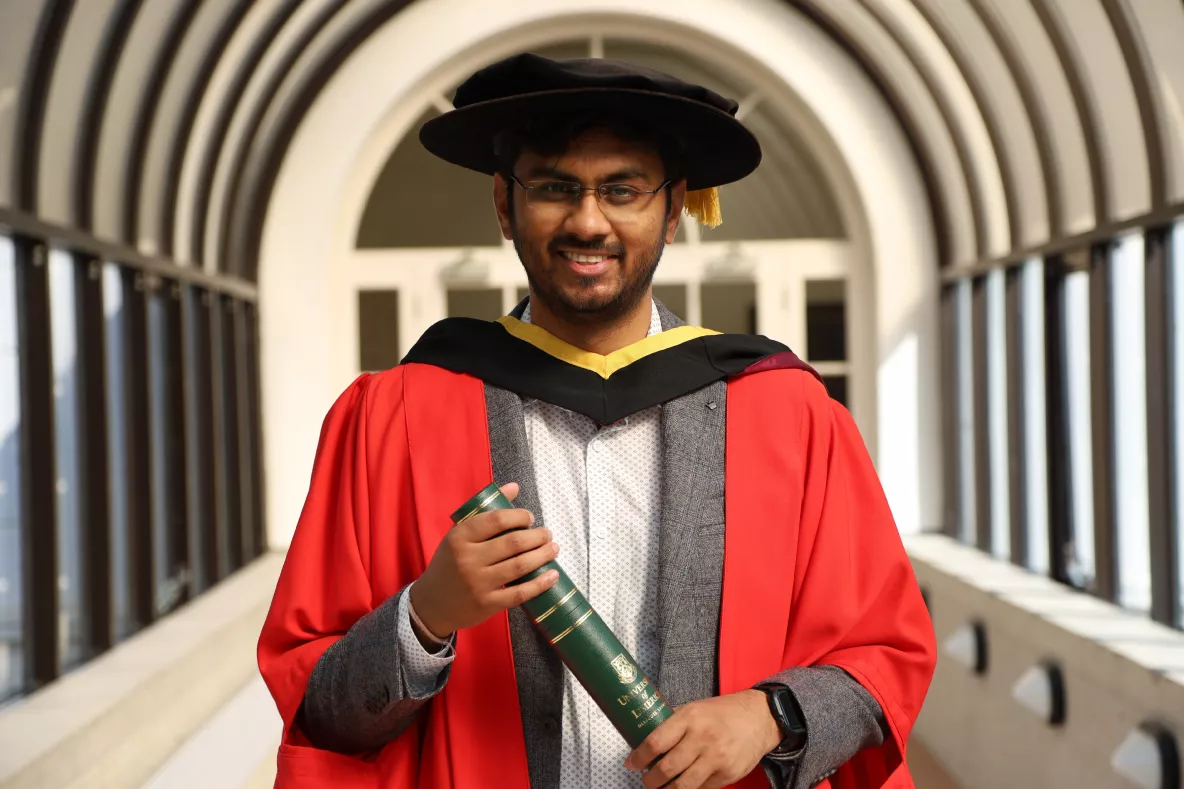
[908, 534, 1184, 789]
[258, 0, 940, 548]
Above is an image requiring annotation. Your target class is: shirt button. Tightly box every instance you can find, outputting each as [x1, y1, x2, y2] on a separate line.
[542, 715, 560, 734]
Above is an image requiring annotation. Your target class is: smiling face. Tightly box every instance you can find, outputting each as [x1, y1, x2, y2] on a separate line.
[493, 125, 686, 325]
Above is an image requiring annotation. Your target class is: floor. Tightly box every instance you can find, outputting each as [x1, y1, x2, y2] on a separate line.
[910, 740, 962, 789]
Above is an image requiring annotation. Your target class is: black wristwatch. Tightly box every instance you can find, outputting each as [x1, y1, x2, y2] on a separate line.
[754, 682, 807, 762]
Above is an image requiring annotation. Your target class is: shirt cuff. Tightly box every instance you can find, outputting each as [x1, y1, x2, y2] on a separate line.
[395, 585, 456, 699]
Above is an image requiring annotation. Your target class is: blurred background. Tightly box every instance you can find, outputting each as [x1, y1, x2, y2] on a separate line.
[1, 0, 1183, 787]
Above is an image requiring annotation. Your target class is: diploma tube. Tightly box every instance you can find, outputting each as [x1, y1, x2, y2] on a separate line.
[451, 482, 673, 747]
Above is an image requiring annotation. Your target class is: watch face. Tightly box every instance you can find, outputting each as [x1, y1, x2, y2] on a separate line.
[778, 688, 805, 731]
[761, 685, 806, 758]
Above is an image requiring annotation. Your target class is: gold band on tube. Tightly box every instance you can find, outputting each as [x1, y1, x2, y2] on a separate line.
[550, 608, 595, 645]
[533, 588, 578, 625]
[455, 489, 503, 524]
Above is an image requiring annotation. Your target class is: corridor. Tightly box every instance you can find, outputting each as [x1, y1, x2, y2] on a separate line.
[2, 1, 1184, 787]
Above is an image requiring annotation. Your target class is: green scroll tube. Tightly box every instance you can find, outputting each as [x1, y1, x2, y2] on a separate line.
[451, 482, 673, 748]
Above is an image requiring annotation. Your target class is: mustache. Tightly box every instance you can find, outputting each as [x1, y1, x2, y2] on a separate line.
[548, 236, 625, 258]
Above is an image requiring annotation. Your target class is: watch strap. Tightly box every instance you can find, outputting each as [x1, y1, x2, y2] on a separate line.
[755, 682, 808, 761]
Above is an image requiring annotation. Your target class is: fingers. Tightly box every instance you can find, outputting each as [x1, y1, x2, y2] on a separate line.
[481, 525, 554, 565]
[627, 714, 688, 773]
[487, 538, 559, 586]
[640, 743, 697, 789]
[500, 481, 519, 502]
[664, 760, 716, 789]
[489, 567, 560, 608]
[460, 505, 535, 542]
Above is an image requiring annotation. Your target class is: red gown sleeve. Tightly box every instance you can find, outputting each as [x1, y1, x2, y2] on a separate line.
[256, 368, 424, 786]
[787, 377, 937, 787]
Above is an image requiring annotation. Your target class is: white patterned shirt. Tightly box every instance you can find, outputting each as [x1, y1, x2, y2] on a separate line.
[397, 302, 665, 788]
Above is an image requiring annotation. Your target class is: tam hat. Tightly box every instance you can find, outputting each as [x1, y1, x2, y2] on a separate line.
[418, 53, 762, 227]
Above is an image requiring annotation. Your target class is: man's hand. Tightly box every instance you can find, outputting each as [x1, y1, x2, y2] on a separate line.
[409, 482, 559, 639]
[624, 690, 783, 789]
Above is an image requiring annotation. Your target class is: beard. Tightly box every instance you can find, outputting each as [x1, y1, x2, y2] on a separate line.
[513, 226, 666, 325]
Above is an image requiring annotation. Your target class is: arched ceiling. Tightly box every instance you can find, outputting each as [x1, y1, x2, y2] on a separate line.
[2, 0, 1183, 281]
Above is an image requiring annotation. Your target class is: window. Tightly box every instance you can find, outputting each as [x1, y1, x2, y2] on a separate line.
[652, 284, 688, 323]
[806, 280, 847, 362]
[986, 269, 1011, 560]
[1061, 270, 1095, 590]
[943, 225, 1182, 624]
[1021, 258, 1050, 575]
[1110, 234, 1152, 614]
[148, 286, 180, 616]
[806, 279, 849, 406]
[102, 263, 134, 641]
[956, 278, 976, 544]
[358, 290, 401, 372]
[446, 288, 502, 321]
[182, 286, 211, 594]
[0, 236, 22, 700]
[701, 281, 757, 335]
[213, 297, 242, 576]
[0, 227, 265, 685]
[1172, 221, 1184, 627]
[356, 108, 504, 249]
[48, 250, 85, 671]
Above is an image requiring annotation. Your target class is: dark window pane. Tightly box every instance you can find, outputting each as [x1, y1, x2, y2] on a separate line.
[516, 287, 530, 309]
[652, 285, 687, 322]
[1171, 221, 1184, 627]
[215, 297, 242, 576]
[102, 264, 134, 641]
[241, 303, 264, 561]
[356, 108, 503, 249]
[210, 299, 230, 579]
[0, 236, 23, 699]
[806, 279, 846, 362]
[447, 288, 502, 321]
[701, 282, 756, 334]
[822, 375, 847, 406]
[148, 288, 181, 615]
[184, 289, 217, 595]
[358, 290, 400, 372]
[49, 250, 84, 670]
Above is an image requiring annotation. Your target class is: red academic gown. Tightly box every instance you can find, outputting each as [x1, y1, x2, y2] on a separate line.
[257, 361, 936, 788]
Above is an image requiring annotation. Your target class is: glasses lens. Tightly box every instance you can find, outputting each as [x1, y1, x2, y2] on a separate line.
[600, 185, 644, 208]
[530, 181, 582, 204]
[518, 180, 660, 216]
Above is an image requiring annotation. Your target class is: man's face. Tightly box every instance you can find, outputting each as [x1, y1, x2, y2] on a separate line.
[494, 128, 686, 324]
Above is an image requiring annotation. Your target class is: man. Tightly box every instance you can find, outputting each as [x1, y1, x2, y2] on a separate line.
[258, 54, 936, 789]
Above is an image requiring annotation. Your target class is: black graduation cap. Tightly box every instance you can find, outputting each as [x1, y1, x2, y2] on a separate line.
[418, 53, 762, 227]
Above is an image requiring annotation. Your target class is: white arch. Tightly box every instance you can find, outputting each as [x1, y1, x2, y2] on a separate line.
[258, 0, 940, 547]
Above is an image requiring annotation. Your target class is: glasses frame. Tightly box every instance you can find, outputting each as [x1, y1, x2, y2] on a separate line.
[508, 175, 673, 215]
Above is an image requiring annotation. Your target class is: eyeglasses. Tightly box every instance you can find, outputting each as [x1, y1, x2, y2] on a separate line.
[509, 175, 671, 218]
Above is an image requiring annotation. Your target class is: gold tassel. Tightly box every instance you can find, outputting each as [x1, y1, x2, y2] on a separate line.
[683, 187, 722, 228]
